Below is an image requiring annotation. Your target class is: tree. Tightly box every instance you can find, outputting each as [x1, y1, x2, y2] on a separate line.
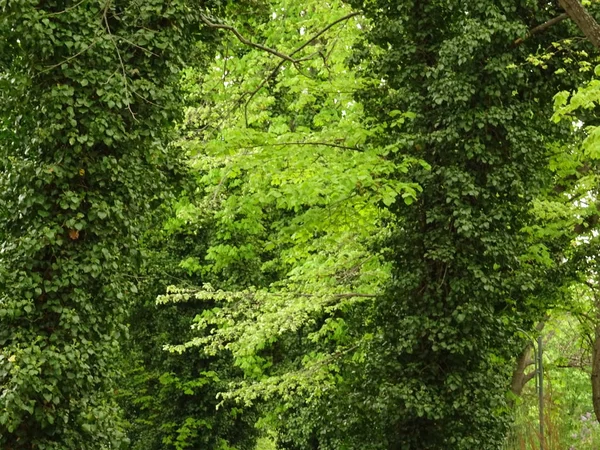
[166, 1, 600, 448]
[559, 0, 600, 49]
[339, 0, 596, 447]
[553, 65, 600, 423]
[160, 0, 421, 446]
[0, 0, 224, 447]
[119, 221, 259, 450]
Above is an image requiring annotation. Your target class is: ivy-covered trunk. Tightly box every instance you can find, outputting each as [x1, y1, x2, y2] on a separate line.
[347, 1, 586, 448]
[0, 1, 211, 447]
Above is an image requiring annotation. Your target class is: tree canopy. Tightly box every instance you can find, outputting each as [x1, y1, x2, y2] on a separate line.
[3, 0, 600, 449]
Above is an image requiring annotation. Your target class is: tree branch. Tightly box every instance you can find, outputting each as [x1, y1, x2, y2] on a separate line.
[513, 13, 569, 46]
[523, 370, 537, 385]
[201, 11, 361, 65]
[289, 12, 361, 58]
[45, 0, 88, 16]
[242, 141, 362, 152]
[200, 14, 300, 63]
[559, 0, 600, 49]
[200, 11, 361, 125]
[42, 37, 98, 72]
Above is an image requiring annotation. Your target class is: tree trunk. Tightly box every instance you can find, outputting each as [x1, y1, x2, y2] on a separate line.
[559, 0, 600, 49]
[510, 319, 547, 400]
[592, 322, 600, 422]
[510, 345, 536, 397]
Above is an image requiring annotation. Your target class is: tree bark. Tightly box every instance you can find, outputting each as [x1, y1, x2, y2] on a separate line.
[559, 0, 600, 49]
[510, 345, 536, 397]
[510, 319, 548, 399]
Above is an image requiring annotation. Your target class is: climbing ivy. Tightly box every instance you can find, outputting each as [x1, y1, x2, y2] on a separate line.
[337, 0, 595, 448]
[0, 0, 225, 447]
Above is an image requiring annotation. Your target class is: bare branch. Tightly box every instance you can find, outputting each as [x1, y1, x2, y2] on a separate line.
[116, 35, 161, 58]
[42, 37, 98, 72]
[200, 14, 299, 63]
[289, 12, 360, 58]
[246, 141, 363, 152]
[45, 0, 88, 16]
[513, 13, 569, 46]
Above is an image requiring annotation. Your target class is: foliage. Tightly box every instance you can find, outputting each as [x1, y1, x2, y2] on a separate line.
[156, 0, 600, 448]
[332, 0, 594, 448]
[0, 0, 221, 447]
[119, 225, 259, 450]
[4, 0, 600, 448]
[505, 31, 600, 450]
[506, 310, 599, 450]
[160, 0, 424, 446]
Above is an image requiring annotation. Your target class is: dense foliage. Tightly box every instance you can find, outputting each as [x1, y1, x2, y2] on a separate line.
[4, 0, 600, 449]
[338, 1, 586, 447]
[0, 0, 217, 447]
[120, 225, 259, 449]
[161, 1, 409, 446]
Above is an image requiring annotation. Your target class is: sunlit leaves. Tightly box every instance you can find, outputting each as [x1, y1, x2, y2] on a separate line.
[160, 0, 422, 439]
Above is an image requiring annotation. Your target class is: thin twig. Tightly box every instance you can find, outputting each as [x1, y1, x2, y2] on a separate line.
[103, 0, 137, 120]
[132, 89, 162, 108]
[42, 37, 99, 72]
[45, 0, 89, 16]
[103, 67, 120, 85]
[116, 35, 161, 57]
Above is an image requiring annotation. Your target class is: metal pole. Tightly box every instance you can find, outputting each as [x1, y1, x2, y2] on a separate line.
[538, 335, 544, 450]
